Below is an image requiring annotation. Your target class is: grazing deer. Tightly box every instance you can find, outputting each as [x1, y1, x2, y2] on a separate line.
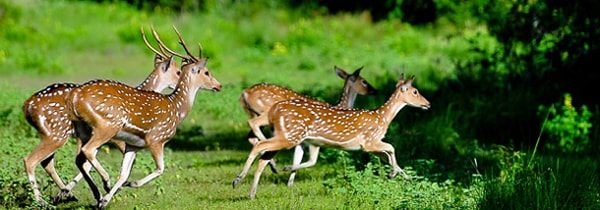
[233, 73, 430, 199]
[22, 27, 181, 205]
[67, 26, 221, 209]
[240, 66, 377, 185]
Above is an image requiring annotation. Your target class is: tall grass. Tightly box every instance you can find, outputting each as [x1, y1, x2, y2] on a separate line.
[478, 156, 600, 209]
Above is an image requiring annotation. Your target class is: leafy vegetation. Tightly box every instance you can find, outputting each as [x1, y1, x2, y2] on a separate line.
[0, 0, 598, 209]
[539, 93, 593, 154]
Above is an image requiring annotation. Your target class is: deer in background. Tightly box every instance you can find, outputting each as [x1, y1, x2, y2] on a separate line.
[233, 73, 431, 199]
[66, 26, 222, 209]
[240, 66, 377, 185]
[22, 26, 181, 205]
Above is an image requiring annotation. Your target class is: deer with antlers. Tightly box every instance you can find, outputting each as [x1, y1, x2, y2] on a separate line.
[22, 27, 181, 205]
[233, 73, 430, 199]
[66, 26, 221, 209]
[240, 66, 378, 185]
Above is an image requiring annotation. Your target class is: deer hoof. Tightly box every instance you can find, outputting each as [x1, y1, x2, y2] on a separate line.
[123, 181, 138, 187]
[232, 177, 241, 189]
[387, 171, 399, 179]
[97, 199, 109, 210]
[54, 189, 78, 204]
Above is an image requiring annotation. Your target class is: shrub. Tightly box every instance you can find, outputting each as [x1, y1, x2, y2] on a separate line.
[538, 93, 593, 154]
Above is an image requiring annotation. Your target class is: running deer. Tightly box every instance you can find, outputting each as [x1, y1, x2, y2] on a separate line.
[233, 73, 430, 199]
[67, 26, 221, 209]
[240, 66, 377, 185]
[22, 26, 181, 205]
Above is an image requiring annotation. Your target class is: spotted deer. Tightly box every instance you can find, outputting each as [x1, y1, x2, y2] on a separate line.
[66, 26, 221, 209]
[240, 66, 377, 185]
[22, 27, 181, 205]
[233, 73, 431, 199]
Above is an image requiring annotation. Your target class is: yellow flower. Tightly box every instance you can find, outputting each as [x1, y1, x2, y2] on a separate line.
[271, 42, 287, 55]
[563, 93, 573, 110]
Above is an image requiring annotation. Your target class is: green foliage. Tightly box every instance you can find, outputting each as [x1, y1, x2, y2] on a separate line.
[478, 156, 600, 209]
[1, 0, 599, 209]
[323, 162, 481, 209]
[0, 84, 36, 138]
[0, 3, 66, 75]
[538, 93, 593, 154]
[488, 145, 531, 183]
[0, 145, 38, 208]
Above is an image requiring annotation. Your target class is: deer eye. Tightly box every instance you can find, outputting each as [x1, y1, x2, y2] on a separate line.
[413, 90, 418, 95]
[177, 71, 181, 76]
[204, 71, 210, 76]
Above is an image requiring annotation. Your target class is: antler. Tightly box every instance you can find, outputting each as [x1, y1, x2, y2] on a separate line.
[141, 26, 168, 59]
[198, 43, 204, 59]
[171, 25, 199, 62]
[150, 25, 190, 61]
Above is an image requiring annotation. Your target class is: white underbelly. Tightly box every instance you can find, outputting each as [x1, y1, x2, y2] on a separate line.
[305, 135, 362, 150]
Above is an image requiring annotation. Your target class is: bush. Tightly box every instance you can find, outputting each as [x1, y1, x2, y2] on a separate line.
[538, 93, 593, 154]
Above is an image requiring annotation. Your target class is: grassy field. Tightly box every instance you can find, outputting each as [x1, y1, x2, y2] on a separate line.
[1, 0, 598, 209]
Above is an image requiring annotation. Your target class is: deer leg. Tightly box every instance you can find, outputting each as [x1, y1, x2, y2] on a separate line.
[235, 136, 294, 198]
[123, 143, 164, 187]
[233, 135, 294, 190]
[250, 151, 277, 199]
[285, 145, 304, 186]
[285, 144, 320, 186]
[77, 126, 118, 201]
[248, 115, 279, 173]
[41, 155, 78, 204]
[364, 142, 411, 181]
[75, 151, 101, 201]
[24, 135, 70, 205]
[247, 114, 269, 144]
[232, 146, 260, 189]
[66, 122, 111, 197]
[98, 146, 139, 210]
[62, 137, 91, 197]
[60, 162, 91, 203]
[63, 139, 126, 194]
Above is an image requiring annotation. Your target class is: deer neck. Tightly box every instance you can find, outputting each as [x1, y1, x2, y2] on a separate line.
[334, 81, 357, 109]
[167, 73, 198, 124]
[375, 87, 408, 126]
[136, 71, 162, 92]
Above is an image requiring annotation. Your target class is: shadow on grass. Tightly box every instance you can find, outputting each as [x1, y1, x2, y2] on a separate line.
[168, 125, 255, 151]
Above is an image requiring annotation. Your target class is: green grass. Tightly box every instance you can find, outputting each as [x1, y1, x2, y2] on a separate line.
[1, 0, 598, 209]
[1, 132, 479, 209]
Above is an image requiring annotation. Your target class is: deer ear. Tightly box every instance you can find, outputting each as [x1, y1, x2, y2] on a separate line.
[201, 57, 209, 68]
[166, 56, 175, 66]
[396, 73, 406, 88]
[349, 66, 363, 82]
[335, 65, 349, 79]
[160, 56, 174, 72]
[154, 54, 163, 68]
[400, 75, 415, 92]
